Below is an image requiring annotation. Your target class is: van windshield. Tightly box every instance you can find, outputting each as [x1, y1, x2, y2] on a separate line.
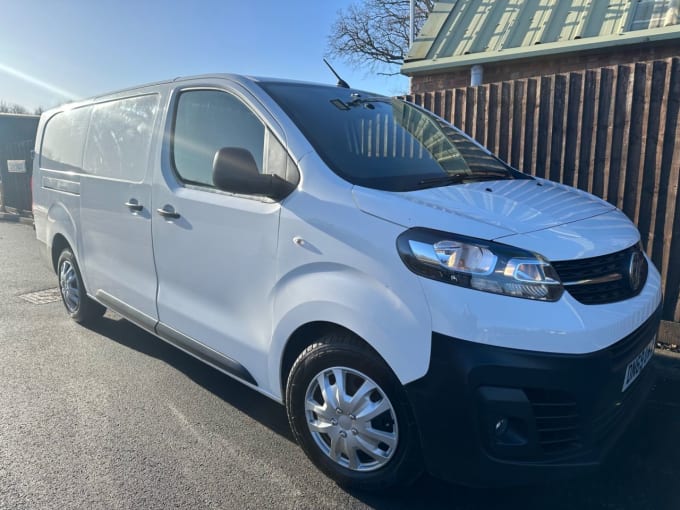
[259, 82, 529, 191]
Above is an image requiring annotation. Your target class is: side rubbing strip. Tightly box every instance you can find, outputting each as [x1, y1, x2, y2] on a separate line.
[95, 291, 157, 333]
[156, 323, 258, 386]
[42, 176, 81, 195]
[94, 291, 257, 386]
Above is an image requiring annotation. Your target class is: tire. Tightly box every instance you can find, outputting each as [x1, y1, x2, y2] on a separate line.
[57, 249, 105, 324]
[286, 332, 423, 490]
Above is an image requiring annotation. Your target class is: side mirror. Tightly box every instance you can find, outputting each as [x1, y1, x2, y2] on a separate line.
[212, 147, 295, 200]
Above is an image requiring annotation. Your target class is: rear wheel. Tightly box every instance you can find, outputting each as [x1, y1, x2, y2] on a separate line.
[286, 332, 422, 490]
[57, 249, 105, 324]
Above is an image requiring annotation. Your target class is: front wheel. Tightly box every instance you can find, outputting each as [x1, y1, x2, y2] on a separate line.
[286, 333, 422, 490]
[57, 249, 105, 324]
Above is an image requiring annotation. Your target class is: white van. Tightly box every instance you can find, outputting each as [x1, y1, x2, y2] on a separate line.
[33, 74, 661, 489]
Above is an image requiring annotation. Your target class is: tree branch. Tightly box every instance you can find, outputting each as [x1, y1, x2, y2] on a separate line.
[327, 0, 433, 71]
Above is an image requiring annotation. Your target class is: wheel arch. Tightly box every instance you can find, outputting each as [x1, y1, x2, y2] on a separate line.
[45, 201, 80, 274]
[51, 233, 71, 273]
[279, 321, 383, 403]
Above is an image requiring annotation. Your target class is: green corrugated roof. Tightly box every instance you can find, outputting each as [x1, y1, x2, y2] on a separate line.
[402, 0, 680, 75]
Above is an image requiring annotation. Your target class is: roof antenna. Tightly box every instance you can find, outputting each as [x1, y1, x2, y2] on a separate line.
[323, 59, 350, 89]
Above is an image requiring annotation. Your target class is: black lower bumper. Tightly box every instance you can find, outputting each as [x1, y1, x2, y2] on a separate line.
[404, 305, 661, 487]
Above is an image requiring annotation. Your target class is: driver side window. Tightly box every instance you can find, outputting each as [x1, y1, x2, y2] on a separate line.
[172, 89, 265, 187]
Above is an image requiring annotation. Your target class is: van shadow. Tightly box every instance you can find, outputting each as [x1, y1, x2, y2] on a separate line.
[84, 313, 294, 442]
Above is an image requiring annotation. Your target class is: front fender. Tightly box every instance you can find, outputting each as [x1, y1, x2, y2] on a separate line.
[268, 263, 432, 400]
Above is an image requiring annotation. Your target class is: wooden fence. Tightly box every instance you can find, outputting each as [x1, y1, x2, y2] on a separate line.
[407, 57, 680, 322]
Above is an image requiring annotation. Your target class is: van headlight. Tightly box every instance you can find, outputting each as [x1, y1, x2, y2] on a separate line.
[397, 228, 563, 302]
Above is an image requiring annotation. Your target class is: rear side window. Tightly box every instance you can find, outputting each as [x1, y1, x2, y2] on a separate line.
[41, 107, 90, 172]
[83, 94, 160, 181]
[172, 90, 265, 187]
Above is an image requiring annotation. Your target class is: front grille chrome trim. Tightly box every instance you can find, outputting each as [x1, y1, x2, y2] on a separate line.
[562, 272, 623, 287]
[552, 244, 647, 305]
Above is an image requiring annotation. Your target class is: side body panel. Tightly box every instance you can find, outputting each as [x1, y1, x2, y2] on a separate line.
[78, 91, 163, 320]
[33, 92, 163, 321]
[151, 79, 282, 390]
[79, 175, 157, 319]
[34, 171, 82, 272]
[33, 113, 81, 271]
[32, 109, 85, 282]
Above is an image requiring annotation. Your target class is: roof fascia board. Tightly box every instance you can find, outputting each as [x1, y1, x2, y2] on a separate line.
[402, 25, 680, 75]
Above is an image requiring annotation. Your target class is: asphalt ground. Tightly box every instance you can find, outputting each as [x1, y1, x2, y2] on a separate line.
[1, 220, 679, 510]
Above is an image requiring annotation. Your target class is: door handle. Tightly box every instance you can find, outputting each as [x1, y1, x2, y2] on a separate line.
[124, 199, 143, 212]
[157, 205, 180, 219]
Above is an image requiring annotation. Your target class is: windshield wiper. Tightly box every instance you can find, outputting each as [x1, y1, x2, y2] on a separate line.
[462, 171, 513, 182]
[330, 96, 391, 111]
[347, 96, 390, 107]
[415, 171, 512, 189]
[415, 174, 467, 188]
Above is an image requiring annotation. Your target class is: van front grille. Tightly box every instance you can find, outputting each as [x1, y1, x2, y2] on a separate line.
[552, 245, 647, 305]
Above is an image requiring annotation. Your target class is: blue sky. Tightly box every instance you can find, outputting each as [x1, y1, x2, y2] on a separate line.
[0, 1, 409, 111]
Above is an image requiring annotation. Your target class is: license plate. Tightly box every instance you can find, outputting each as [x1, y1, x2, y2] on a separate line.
[621, 336, 656, 392]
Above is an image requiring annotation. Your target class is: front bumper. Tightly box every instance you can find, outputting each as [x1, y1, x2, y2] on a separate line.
[404, 304, 661, 486]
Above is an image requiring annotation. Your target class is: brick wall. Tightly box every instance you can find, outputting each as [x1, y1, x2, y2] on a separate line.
[409, 41, 680, 93]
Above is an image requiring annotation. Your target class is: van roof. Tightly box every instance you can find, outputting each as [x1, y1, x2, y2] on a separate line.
[44, 73, 345, 116]
[94, 73, 344, 102]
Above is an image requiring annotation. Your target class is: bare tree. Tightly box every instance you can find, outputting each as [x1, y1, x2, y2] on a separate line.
[327, 0, 434, 74]
[0, 101, 29, 114]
